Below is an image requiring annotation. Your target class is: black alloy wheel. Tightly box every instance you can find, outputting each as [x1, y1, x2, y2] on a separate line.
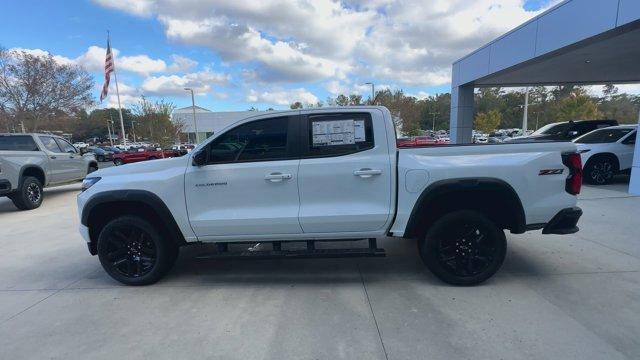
[9, 176, 43, 210]
[418, 210, 506, 286]
[585, 157, 616, 185]
[97, 216, 178, 285]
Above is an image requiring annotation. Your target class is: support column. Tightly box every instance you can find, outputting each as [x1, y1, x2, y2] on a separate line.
[630, 111, 640, 195]
[450, 84, 474, 144]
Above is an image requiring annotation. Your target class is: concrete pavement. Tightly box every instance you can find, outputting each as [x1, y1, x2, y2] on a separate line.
[0, 178, 639, 359]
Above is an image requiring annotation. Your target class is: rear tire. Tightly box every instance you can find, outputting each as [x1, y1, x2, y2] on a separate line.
[114, 159, 124, 166]
[148, 156, 157, 160]
[584, 155, 618, 185]
[418, 210, 506, 286]
[97, 216, 178, 286]
[9, 176, 43, 210]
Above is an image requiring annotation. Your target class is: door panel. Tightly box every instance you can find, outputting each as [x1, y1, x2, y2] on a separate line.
[54, 138, 85, 180]
[620, 131, 636, 170]
[298, 112, 393, 233]
[185, 115, 302, 238]
[185, 160, 302, 236]
[38, 136, 67, 184]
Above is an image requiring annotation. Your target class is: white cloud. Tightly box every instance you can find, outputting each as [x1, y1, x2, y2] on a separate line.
[9, 48, 75, 66]
[94, 0, 553, 86]
[246, 88, 318, 106]
[14, 46, 169, 76]
[141, 70, 230, 96]
[167, 54, 198, 73]
[119, 54, 167, 75]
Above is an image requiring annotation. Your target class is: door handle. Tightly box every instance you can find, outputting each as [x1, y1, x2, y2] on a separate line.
[69, 155, 75, 159]
[265, 172, 293, 182]
[353, 168, 382, 178]
[50, 156, 57, 159]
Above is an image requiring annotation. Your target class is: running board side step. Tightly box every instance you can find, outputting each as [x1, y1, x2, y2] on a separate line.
[196, 238, 385, 260]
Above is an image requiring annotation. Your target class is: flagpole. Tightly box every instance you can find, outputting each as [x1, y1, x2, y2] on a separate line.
[108, 31, 127, 148]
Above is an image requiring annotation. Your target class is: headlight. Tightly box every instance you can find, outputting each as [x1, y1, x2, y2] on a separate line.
[81, 177, 101, 192]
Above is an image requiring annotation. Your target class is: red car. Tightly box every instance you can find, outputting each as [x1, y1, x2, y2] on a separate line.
[112, 147, 180, 166]
[397, 136, 441, 148]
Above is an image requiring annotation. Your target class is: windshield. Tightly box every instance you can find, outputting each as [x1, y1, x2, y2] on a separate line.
[532, 122, 569, 135]
[574, 128, 635, 144]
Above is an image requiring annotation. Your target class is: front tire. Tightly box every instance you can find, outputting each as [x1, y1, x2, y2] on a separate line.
[97, 216, 178, 285]
[114, 159, 124, 166]
[9, 176, 43, 210]
[418, 210, 506, 286]
[584, 156, 618, 185]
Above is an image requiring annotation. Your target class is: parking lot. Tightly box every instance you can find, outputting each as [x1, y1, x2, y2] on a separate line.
[0, 176, 638, 360]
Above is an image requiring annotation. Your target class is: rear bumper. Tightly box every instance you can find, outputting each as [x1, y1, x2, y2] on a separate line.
[542, 207, 583, 235]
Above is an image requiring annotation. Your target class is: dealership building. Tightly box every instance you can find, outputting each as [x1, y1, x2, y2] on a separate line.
[172, 106, 256, 144]
[449, 0, 640, 194]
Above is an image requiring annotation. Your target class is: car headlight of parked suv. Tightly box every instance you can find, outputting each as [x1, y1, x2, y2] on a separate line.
[81, 177, 101, 192]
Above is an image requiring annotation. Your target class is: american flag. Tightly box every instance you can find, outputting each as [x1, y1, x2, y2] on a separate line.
[99, 39, 114, 102]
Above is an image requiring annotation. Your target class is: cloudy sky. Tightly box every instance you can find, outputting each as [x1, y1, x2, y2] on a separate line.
[1, 0, 559, 111]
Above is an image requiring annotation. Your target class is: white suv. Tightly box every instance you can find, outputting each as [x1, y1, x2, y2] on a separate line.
[573, 125, 637, 185]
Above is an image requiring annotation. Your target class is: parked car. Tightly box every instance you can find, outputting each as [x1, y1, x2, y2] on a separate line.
[100, 146, 122, 154]
[85, 146, 114, 162]
[414, 136, 437, 146]
[0, 133, 98, 210]
[396, 137, 416, 147]
[112, 147, 179, 166]
[573, 125, 636, 185]
[171, 144, 195, 154]
[78, 106, 583, 286]
[507, 119, 618, 142]
[73, 142, 89, 150]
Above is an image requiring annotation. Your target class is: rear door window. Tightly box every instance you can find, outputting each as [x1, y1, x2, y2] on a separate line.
[303, 113, 374, 157]
[0, 135, 39, 151]
[39, 136, 62, 152]
[54, 138, 77, 153]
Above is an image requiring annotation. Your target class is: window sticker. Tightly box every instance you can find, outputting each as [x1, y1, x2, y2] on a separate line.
[312, 119, 357, 146]
[354, 120, 365, 142]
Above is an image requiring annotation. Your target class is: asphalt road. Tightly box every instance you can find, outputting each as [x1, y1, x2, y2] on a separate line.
[0, 177, 639, 359]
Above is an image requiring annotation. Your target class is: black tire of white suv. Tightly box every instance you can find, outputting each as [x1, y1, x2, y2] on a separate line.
[97, 216, 179, 285]
[584, 155, 618, 185]
[418, 210, 507, 286]
[9, 176, 43, 210]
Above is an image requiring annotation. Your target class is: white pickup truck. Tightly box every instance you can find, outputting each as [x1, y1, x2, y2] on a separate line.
[78, 107, 583, 286]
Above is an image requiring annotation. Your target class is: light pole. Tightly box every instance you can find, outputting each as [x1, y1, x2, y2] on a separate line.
[106, 117, 114, 147]
[429, 111, 439, 132]
[522, 86, 530, 133]
[130, 120, 137, 143]
[184, 88, 199, 143]
[364, 82, 375, 105]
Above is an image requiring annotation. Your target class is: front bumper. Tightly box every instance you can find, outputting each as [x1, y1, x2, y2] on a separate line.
[0, 179, 13, 196]
[542, 207, 583, 235]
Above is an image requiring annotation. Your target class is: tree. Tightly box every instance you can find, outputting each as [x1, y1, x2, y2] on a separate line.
[475, 110, 501, 133]
[290, 102, 303, 109]
[133, 97, 177, 147]
[553, 94, 600, 121]
[0, 47, 94, 132]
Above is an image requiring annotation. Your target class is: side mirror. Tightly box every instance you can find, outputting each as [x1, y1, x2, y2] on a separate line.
[192, 149, 207, 167]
